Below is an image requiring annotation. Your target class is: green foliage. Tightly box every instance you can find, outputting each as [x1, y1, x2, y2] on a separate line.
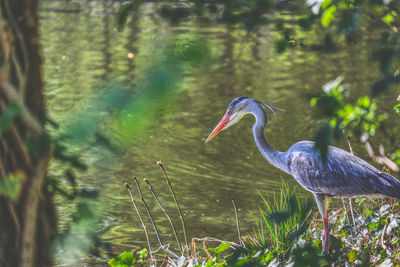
[207, 243, 232, 264]
[382, 10, 397, 25]
[395, 95, 400, 115]
[390, 149, 400, 166]
[113, 180, 400, 266]
[0, 171, 24, 200]
[347, 250, 357, 262]
[303, 0, 400, 95]
[321, 5, 337, 27]
[258, 180, 313, 253]
[310, 76, 344, 117]
[108, 251, 136, 267]
[290, 242, 325, 266]
[137, 248, 148, 264]
[338, 96, 388, 142]
[311, 77, 388, 156]
[0, 102, 20, 135]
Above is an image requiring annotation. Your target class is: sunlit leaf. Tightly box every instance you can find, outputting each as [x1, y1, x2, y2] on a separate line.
[368, 222, 380, 230]
[357, 96, 370, 109]
[395, 104, 400, 115]
[321, 0, 333, 9]
[137, 248, 148, 264]
[365, 209, 372, 217]
[395, 96, 400, 115]
[382, 11, 397, 25]
[263, 251, 274, 263]
[108, 251, 136, 267]
[347, 250, 357, 262]
[321, 5, 336, 27]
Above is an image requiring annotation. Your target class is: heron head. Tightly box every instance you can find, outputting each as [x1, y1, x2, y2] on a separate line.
[205, 97, 282, 143]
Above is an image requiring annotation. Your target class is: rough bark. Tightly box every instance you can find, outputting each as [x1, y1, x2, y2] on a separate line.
[0, 0, 56, 266]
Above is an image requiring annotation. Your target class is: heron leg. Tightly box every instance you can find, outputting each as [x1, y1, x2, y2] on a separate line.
[314, 193, 330, 253]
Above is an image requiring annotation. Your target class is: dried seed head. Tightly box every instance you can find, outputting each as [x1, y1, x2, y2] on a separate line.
[156, 160, 163, 166]
[143, 177, 149, 183]
[125, 183, 130, 188]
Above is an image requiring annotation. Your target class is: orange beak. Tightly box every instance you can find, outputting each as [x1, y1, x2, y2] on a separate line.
[205, 113, 231, 143]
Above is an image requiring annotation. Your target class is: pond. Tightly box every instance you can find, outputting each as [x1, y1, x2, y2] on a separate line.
[39, 1, 399, 265]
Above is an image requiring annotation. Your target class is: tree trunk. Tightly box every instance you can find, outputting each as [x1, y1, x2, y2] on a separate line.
[0, 0, 56, 266]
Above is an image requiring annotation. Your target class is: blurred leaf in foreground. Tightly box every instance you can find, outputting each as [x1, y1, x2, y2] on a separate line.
[0, 102, 20, 134]
[0, 171, 25, 200]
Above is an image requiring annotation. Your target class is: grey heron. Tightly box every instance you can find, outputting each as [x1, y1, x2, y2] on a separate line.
[205, 96, 400, 252]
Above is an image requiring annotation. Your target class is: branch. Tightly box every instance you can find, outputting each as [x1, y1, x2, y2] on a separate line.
[133, 177, 179, 260]
[231, 197, 244, 247]
[144, 177, 183, 253]
[157, 160, 189, 249]
[125, 182, 155, 265]
[365, 141, 399, 172]
[1, 81, 43, 136]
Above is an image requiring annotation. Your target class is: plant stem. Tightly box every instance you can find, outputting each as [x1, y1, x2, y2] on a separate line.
[144, 177, 183, 253]
[157, 161, 188, 249]
[346, 136, 357, 232]
[347, 136, 354, 155]
[125, 182, 155, 265]
[232, 197, 244, 247]
[133, 177, 179, 260]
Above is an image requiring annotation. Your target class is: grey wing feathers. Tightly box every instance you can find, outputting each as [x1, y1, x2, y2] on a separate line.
[374, 172, 400, 199]
[287, 142, 400, 198]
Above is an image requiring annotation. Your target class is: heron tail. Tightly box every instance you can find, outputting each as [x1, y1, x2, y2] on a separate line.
[375, 172, 400, 199]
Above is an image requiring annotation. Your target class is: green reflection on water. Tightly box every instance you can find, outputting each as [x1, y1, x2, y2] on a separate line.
[40, 1, 400, 265]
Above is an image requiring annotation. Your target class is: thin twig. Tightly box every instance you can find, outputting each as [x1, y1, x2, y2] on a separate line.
[1, 82, 43, 136]
[157, 160, 188, 249]
[191, 237, 239, 248]
[365, 141, 399, 172]
[144, 177, 183, 253]
[203, 240, 212, 259]
[347, 136, 354, 155]
[349, 200, 356, 229]
[133, 178, 179, 259]
[341, 198, 354, 236]
[246, 235, 261, 247]
[381, 223, 388, 250]
[125, 183, 155, 265]
[191, 238, 197, 259]
[231, 197, 244, 247]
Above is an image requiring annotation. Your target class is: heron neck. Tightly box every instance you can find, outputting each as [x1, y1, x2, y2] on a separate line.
[252, 109, 289, 174]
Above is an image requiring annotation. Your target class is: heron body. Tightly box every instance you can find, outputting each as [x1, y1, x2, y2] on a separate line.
[205, 96, 400, 252]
